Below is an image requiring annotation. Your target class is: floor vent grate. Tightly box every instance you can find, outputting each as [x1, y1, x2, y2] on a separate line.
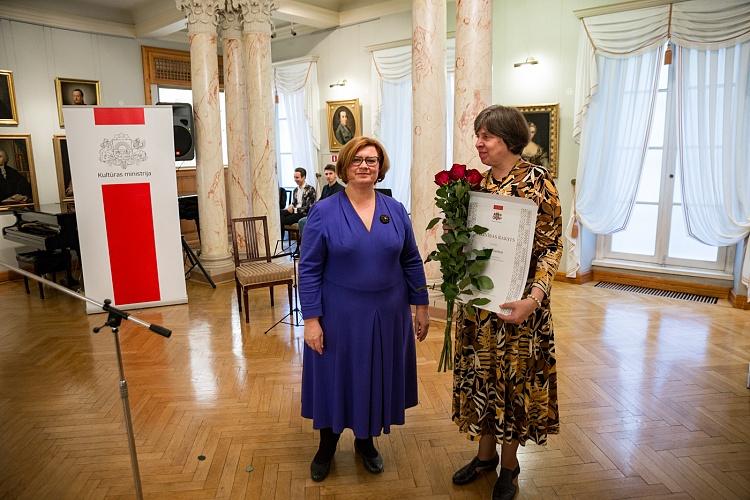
[594, 281, 718, 304]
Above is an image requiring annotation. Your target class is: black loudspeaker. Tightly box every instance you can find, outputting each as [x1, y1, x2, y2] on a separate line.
[158, 102, 195, 161]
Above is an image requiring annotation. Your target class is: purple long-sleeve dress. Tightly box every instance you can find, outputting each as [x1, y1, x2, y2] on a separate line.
[299, 191, 428, 438]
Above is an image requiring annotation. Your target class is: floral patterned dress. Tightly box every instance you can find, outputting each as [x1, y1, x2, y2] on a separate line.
[452, 159, 563, 446]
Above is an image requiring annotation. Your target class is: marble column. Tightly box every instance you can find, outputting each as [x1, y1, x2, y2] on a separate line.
[176, 0, 234, 280]
[453, 0, 492, 170]
[411, 0, 446, 279]
[220, 9, 252, 221]
[239, 0, 280, 244]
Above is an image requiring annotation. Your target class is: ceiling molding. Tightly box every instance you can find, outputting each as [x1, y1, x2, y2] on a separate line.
[0, 2, 136, 38]
[574, 0, 689, 19]
[133, 0, 185, 38]
[275, 0, 339, 29]
[338, 0, 411, 26]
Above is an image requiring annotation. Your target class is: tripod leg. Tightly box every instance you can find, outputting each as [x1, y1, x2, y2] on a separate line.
[288, 282, 293, 318]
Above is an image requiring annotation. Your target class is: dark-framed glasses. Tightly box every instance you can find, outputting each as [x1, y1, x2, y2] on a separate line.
[351, 156, 379, 167]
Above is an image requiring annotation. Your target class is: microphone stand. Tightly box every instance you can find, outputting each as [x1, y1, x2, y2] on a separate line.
[264, 249, 303, 333]
[0, 261, 172, 500]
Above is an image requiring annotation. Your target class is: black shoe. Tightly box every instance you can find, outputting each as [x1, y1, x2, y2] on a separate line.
[452, 454, 500, 485]
[310, 459, 332, 482]
[492, 466, 519, 500]
[354, 441, 384, 474]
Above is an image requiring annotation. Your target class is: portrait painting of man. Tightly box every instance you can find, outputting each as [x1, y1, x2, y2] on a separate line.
[0, 70, 18, 126]
[53, 135, 73, 203]
[327, 99, 361, 151]
[0, 135, 38, 211]
[55, 78, 101, 127]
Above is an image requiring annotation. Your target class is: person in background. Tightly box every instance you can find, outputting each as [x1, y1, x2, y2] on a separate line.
[298, 136, 430, 482]
[298, 164, 344, 238]
[451, 105, 563, 500]
[280, 167, 316, 240]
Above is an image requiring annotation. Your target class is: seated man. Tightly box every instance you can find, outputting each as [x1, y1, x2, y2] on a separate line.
[280, 167, 316, 240]
[298, 164, 344, 238]
[319, 163, 344, 200]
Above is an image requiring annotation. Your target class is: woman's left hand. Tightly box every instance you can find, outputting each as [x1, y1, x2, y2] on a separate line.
[414, 305, 430, 341]
[497, 298, 538, 325]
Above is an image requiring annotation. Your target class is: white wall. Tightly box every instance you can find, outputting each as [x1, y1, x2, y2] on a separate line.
[0, 20, 181, 265]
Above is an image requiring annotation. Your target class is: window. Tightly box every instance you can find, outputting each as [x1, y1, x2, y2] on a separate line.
[157, 87, 228, 168]
[275, 93, 295, 189]
[600, 59, 730, 271]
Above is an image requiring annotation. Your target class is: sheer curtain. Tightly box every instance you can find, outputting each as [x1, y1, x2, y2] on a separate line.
[371, 45, 412, 208]
[574, 47, 662, 233]
[677, 40, 750, 292]
[274, 59, 320, 189]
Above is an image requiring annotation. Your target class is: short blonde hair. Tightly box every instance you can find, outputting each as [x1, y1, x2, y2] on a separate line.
[336, 136, 390, 183]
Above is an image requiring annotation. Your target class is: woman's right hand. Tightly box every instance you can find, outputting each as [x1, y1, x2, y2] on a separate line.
[304, 318, 324, 354]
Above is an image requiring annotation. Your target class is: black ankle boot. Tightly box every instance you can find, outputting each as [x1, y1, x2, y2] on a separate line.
[354, 437, 383, 474]
[492, 465, 519, 500]
[310, 428, 340, 482]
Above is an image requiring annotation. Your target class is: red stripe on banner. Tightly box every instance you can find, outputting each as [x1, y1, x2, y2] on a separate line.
[94, 108, 145, 125]
[493, 205, 504, 210]
[101, 183, 161, 305]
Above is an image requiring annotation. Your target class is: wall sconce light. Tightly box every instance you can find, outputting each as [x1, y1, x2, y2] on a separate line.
[329, 79, 347, 88]
[513, 56, 539, 68]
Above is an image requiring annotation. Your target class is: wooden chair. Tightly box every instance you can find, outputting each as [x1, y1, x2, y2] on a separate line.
[230, 216, 294, 323]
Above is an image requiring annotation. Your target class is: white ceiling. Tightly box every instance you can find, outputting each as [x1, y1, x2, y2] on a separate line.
[0, 0, 411, 42]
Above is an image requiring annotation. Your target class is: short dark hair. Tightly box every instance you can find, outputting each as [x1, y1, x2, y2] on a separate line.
[73, 88, 84, 95]
[294, 167, 307, 178]
[323, 163, 336, 172]
[336, 136, 390, 183]
[473, 105, 530, 155]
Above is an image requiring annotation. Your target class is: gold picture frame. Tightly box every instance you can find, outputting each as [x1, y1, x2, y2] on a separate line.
[0, 70, 19, 126]
[327, 99, 361, 152]
[516, 103, 559, 178]
[55, 77, 101, 127]
[53, 134, 74, 203]
[0, 134, 38, 211]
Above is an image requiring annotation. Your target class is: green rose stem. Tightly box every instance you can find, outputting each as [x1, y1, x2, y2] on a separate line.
[427, 165, 494, 372]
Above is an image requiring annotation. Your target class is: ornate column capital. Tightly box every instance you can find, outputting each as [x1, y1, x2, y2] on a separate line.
[176, 0, 221, 33]
[236, 0, 276, 33]
[218, 8, 243, 38]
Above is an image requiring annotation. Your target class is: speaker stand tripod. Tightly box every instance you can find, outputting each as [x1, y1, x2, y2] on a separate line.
[182, 236, 216, 288]
[264, 252, 302, 334]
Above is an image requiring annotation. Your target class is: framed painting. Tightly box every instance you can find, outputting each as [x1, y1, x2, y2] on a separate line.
[53, 134, 74, 203]
[327, 99, 361, 152]
[0, 134, 38, 211]
[517, 103, 559, 178]
[55, 77, 101, 127]
[0, 70, 18, 126]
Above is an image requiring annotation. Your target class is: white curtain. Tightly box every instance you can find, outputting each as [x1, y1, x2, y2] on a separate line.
[573, 0, 750, 143]
[378, 78, 413, 208]
[574, 47, 662, 234]
[371, 40, 456, 210]
[274, 59, 320, 188]
[676, 41, 750, 294]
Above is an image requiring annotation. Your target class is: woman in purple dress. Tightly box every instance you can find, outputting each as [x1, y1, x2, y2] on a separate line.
[299, 136, 430, 482]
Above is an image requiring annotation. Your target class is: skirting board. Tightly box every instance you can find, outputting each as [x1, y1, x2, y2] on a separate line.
[592, 268, 730, 299]
[0, 270, 21, 283]
[729, 289, 750, 310]
[554, 271, 593, 284]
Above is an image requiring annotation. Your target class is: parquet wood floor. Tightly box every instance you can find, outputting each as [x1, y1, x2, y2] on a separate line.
[0, 278, 748, 499]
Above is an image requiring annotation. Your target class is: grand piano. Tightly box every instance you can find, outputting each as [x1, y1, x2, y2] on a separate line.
[2, 204, 80, 290]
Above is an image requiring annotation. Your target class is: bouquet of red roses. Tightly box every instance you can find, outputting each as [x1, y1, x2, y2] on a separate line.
[426, 163, 493, 372]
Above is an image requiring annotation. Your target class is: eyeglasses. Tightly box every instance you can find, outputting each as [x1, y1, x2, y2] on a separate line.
[351, 156, 379, 167]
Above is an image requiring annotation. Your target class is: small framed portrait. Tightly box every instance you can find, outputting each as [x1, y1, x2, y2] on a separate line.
[0, 70, 19, 126]
[0, 134, 38, 211]
[53, 134, 73, 203]
[327, 99, 361, 152]
[55, 77, 101, 127]
[516, 103, 559, 178]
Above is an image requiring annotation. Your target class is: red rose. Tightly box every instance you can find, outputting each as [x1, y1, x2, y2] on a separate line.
[434, 170, 452, 186]
[466, 168, 483, 186]
[449, 163, 467, 180]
